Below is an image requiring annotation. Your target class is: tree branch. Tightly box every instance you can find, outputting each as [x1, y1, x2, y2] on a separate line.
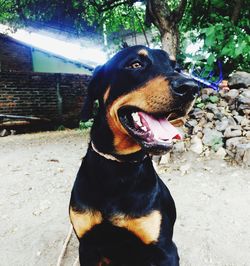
[231, 0, 242, 24]
[133, 7, 150, 46]
[91, 0, 137, 12]
[145, 0, 171, 34]
[171, 0, 188, 23]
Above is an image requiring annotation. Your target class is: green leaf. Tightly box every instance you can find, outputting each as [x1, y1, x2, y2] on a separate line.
[209, 95, 219, 103]
[211, 0, 224, 8]
[196, 103, 205, 109]
[207, 54, 215, 65]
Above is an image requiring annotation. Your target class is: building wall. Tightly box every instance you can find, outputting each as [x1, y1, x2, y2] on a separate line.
[32, 49, 92, 75]
[0, 35, 32, 72]
[0, 72, 91, 127]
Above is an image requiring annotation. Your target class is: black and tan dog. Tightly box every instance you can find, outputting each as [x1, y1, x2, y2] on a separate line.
[70, 45, 198, 266]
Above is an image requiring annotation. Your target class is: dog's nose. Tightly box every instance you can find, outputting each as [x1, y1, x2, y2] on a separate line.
[170, 79, 199, 97]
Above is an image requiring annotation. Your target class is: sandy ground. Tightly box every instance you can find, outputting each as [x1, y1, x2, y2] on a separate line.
[0, 130, 250, 266]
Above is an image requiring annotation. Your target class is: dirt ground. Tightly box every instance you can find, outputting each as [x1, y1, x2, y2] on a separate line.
[0, 130, 250, 266]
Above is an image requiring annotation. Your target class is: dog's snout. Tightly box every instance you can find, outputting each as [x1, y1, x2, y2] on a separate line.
[171, 79, 199, 97]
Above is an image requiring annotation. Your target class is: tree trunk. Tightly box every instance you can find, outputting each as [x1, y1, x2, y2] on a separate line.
[231, 0, 242, 23]
[145, 0, 187, 59]
[161, 27, 179, 59]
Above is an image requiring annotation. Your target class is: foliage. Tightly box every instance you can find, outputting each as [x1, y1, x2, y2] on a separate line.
[84, 2, 146, 46]
[0, 0, 249, 74]
[179, 0, 250, 76]
[79, 119, 93, 130]
[195, 94, 219, 109]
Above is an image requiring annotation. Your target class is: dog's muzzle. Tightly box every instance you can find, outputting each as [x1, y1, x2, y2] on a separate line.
[170, 73, 199, 102]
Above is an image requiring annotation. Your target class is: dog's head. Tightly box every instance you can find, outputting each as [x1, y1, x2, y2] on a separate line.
[82, 45, 198, 156]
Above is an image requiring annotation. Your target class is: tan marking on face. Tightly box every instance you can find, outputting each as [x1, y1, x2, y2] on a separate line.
[69, 207, 102, 238]
[138, 49, 148, 57]
[110, 210, 162, 244]
[106, 76, 172, 155]
[103, 86, 111, 103]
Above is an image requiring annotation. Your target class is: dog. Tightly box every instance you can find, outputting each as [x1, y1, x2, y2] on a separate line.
[70, 45, 198, 266]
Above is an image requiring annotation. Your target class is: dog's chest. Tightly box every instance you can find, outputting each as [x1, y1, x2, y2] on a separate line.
[70, 207, 162, 244]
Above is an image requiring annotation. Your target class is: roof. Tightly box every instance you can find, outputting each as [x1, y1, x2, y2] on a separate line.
[0, 24, 107, 71]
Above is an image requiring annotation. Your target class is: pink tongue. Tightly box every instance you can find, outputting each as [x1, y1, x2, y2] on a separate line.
[138, 112, 182, 141]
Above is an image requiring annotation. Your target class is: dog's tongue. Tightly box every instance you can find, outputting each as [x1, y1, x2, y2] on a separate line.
[138, 112, 182, 141]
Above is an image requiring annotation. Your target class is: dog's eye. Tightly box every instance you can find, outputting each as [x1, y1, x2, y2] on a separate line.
[126, 61, 142, 69]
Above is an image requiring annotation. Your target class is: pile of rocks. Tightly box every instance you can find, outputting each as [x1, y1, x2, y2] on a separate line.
[172, 71, 250, 166]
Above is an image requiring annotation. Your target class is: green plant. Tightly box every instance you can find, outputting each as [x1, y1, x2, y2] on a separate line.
[195, 94, 220, 109]
[209, 95, 219, 103]
[57, 125, 65, 131]
[195, 97, 205, 109]
[79, 119, 93, 130]
[179, 0, 250, 76]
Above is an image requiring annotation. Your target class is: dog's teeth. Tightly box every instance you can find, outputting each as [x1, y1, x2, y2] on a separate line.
[141, 126, 147, 131]
[137, 120, 143, 127]
[132, 112, 143, 127]
[132, 112, 140, 122]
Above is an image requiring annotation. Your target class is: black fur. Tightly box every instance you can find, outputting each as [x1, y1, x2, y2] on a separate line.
[70, 45, 198, 266]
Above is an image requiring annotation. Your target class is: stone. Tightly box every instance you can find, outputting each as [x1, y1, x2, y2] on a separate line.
[234, 115, 244, 124]
[198, 117, 207, 127]
[224, 89, 239, 103]
[203, 122, 214, 129]
[219, 80, 229, 90]
[190, 135, 203, 154]
[0, 129, 9, 137]
[242, 109, 250, 116]
[202, 128, 223, 151]
[215, 118, 229, 131]
[238, 104, 250, 112]
[231, 110, 239, 116]
[201, 88, 215, 96]
[238, 95, 250, 107]
[228, 116, 237, 126]
[214, 111, 224, 121]
[201, 94, 209, 101]
[186, 119, 198, 127]
[205, 103, 218, 114]
[196, 132, 203, 138]
[159, 153, 171, 165]
[241, 117, 250, 127]
[228, 71, 250, 88]
[10, 130, 16, 135]
[235, 143, 250, 167]
[215, 147, 227, 159]
[206, 112, 214, 121]
[193, 125, 203, 134]
[218, 99, 228, 107]
[219, 89, 228, 98]
[224, 126, 242, 138]
[190, 108, 206, 119]
[172, 141, 186, 153]
[241, 89, 250, 99]
[244, 131, 250, 140]
[225, 137, 248, 152]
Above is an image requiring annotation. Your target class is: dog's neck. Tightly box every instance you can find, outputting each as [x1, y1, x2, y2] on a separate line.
[90, 141, 147, 164]
[91, 142, 124, 162]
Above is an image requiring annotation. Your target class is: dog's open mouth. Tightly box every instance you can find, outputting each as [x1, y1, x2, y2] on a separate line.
[118, 107, 185, 154]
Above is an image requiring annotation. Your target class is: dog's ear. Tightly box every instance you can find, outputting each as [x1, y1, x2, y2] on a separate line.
[81, 65, 105, 122]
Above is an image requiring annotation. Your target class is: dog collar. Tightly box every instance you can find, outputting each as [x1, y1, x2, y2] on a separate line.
[90, 142, 147, 163]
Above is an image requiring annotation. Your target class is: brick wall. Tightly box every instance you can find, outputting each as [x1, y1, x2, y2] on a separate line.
[0, 35, 32, 72]
[0, 72, 91, 127]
